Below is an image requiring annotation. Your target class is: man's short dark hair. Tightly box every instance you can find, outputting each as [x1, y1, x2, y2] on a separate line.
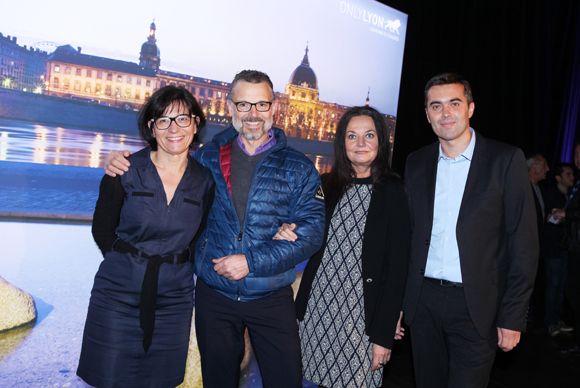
[229, 70, 275, 101]
[424, 73, 473, 107]
[554, 162, 574, 177]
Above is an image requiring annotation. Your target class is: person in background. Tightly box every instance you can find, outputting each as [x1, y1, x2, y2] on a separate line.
[552, 143, 580, 355]
[276, 106, 410, 388]
[526, 153, 549, 326]
[541, 162, 575, 336]
[527, 153, 549, 232]
[103, 70, 325, 388]
[77, 85, 214, 388]
[402, 73, 538, 388]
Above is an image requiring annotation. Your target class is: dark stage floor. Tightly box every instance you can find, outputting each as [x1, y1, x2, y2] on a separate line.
[2, 221, 579, 387]
[381, 322, 580, 388]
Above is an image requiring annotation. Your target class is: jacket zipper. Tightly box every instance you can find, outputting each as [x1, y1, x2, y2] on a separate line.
[223, 133, 281, 302]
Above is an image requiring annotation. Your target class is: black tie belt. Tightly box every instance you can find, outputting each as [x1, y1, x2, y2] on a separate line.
[112, 239, 191, 353]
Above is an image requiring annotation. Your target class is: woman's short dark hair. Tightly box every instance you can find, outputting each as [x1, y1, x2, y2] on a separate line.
[324, 106, 400, 210]
[138, 85, 206, 150]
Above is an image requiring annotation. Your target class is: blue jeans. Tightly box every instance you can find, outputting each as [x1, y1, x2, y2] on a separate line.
[544, 251, 568, 327]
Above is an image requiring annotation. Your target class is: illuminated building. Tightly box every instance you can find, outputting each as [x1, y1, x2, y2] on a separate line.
[6, 21, 395, 141]
[272, 45, 395, 143]
[41, 22, 230, 115]
[272, 45, 349, 141]
[43, 44, 158, 109]
[156, 70, 232, 125]
[0, 32, 47, 93]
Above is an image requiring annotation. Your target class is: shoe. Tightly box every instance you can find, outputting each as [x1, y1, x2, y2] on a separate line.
[559, 321, 574, 332]
[559, 345, 580, 355]
[548, 324, 561, 337]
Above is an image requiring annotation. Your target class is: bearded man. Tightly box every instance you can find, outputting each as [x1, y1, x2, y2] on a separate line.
[105, 70, 325, 388]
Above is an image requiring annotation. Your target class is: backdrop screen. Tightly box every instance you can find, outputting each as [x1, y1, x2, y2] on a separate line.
[0, 0, 407, 171]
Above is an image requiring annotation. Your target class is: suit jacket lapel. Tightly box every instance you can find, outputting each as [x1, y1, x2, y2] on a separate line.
[425, 143, 439, 225]
[460, 132, 487, 213]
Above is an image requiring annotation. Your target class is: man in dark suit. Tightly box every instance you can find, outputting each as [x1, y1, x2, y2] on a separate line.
[403, 73, 539, 388]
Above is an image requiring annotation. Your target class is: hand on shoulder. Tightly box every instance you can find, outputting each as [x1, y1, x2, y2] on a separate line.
[104, 150, 131, 177]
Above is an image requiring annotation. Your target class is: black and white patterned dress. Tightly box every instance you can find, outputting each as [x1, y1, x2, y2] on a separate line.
[299, 181, 382, 388]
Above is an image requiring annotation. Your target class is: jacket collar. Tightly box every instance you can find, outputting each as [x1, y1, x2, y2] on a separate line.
[212, 126, 287, 152]
[130, 146, 203, 179]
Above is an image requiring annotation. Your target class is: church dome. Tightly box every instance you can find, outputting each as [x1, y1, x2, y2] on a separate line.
[288, 45, 318, 90]
[140, 41, 160, 57]
[140, 21, 159, 56]
[139, 21, 160, 70]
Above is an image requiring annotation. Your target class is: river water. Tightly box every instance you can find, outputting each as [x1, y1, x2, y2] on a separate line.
[0, 118, 333, 173]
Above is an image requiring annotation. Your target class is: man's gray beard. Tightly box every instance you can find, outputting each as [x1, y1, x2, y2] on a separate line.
[232, 115, 273, 141]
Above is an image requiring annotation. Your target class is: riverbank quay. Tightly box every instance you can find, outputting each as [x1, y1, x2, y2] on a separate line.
[0, 161, 101, 224]
[0, 88, 139, 135]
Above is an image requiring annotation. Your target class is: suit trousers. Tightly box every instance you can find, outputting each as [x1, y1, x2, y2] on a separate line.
[544, 251, 569, 327]
[564, 252, 580, 345]
[195, 278, 302, 388]
[410, 279, 498, 388]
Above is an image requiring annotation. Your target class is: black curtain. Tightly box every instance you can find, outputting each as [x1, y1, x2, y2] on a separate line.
[378, 0, 580, 175]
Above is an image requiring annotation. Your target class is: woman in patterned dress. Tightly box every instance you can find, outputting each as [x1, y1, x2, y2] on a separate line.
[276, 106, 411, 388]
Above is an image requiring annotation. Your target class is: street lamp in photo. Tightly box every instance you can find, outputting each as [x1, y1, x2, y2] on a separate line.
[2, 77, 13, 89]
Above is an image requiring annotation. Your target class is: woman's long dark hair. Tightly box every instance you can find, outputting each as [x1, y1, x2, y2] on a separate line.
[324, 106, 401, 211]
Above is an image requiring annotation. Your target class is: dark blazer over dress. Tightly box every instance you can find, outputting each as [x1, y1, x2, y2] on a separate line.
[296, 175, 411, 350]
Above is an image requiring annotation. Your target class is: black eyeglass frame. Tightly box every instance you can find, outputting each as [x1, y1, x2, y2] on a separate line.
[150, 114, 196, 130]
[231, 100, 274, 113]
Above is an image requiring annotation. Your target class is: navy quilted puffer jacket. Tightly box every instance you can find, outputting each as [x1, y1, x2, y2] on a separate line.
[193, 126, 325, 301]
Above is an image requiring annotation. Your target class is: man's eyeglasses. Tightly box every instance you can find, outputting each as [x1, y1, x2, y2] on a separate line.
[151, 114, 195, 130]
[231, 101, 273, 112]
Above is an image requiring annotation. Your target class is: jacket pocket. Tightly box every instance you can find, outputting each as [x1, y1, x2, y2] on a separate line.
[476, 188, 502, 201]
[125, 191, 156, 222]
[176, 195, 203, 223]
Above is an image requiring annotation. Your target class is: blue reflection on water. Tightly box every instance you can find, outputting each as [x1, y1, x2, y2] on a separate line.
[0, 118, 146, 168]
[0, 118, 333, 173]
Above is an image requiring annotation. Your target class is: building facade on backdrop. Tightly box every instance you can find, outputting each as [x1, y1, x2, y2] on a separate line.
[43, 44, 158, 110]
[1, 22, 396, 142]
[0, 33, 47, 93]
